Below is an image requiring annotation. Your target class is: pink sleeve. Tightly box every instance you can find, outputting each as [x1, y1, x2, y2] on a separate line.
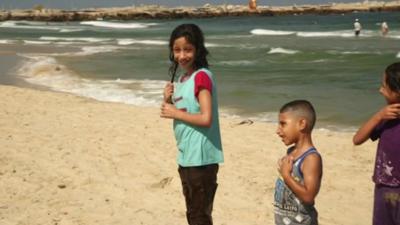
[194, 71, 213, 100]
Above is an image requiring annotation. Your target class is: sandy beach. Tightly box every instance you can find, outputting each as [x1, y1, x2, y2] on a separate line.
[0, 84, 377, 225]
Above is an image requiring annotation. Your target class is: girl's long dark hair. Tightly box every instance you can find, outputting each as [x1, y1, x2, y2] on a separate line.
[168, 24, 209, 81]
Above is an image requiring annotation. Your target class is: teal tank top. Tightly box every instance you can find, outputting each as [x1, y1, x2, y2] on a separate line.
[172, 68, 224, 167]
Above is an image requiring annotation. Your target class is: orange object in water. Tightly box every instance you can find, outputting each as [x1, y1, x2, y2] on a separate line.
[249, 0, 257, 10]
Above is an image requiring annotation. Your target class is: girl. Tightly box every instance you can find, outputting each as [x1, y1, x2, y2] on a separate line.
[160, 24, 224, 225]
[353, 62, 400, 225]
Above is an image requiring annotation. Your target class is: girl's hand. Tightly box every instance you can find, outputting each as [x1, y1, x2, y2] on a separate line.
[377, 103, 400, 120]
[160, 102, 179, 119]
[353, 103, 400, 145]
[163, 82, 174, 103]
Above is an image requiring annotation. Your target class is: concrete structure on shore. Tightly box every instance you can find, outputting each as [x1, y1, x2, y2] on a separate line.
[0, 1, 400, 21]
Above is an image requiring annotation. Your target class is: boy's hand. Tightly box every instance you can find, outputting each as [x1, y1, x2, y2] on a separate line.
[277, 157, 283, 169]
[160, 102, 179, 119]
[163, 82, 174, 103]
[278, 156, 294, 179]
[377, 103, 400, 120]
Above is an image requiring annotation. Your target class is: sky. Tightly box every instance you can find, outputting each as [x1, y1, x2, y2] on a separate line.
[0, 0, 364, 9]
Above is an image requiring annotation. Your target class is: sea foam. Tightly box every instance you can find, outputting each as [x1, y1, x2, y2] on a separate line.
[268, 47, 299, 55]
[23, 40, 52, 45]
[250, 28, 380, 38]
[250, 29, 294, 36]
[0, 20, 60, 31]
[17, 55, 165, 107]
[40, 36, 110, 43]
[80, 21, 157, 29]
[296, 31, 354, 38]
[44, 45, 122, 57]
[0, 39, 14, 44]
[216, 60, 256, 66]
[117, 39, 168, 46]
[59, 28, 84, 33]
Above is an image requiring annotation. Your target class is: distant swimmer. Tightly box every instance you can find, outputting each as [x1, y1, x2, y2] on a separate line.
[381, 21, 389, 36]
[354, 18, 362, 37]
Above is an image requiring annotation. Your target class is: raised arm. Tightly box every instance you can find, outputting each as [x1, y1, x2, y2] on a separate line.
[163, 82, 174, 103]
[353, 103, 400, 145]
[160, 88, 212, 127]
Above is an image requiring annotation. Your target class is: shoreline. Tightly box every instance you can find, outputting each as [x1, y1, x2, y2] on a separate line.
[0, 49, 374, 132]
[0, 50, 23, 86]
[0, 1, 400, 21]
[0, 44, 77, 89]
[0, 84, 376, 224]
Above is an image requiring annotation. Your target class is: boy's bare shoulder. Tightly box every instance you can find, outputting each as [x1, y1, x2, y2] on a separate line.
[305, 152, 322, 161]
[302, 152, 323, 170]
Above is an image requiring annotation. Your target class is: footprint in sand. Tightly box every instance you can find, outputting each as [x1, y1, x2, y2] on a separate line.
[150, 177, 173, 189]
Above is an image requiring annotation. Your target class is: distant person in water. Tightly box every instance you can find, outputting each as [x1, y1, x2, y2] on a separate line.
[354, 19, 362, 37]
[381, 21, 389, 36]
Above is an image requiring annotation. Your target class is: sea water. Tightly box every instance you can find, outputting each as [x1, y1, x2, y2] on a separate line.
[1, 11, 399, 130]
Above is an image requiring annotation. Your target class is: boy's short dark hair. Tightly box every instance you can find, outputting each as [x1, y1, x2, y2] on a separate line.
[280, 100, 316, 131]
[385, 62, 400, 93]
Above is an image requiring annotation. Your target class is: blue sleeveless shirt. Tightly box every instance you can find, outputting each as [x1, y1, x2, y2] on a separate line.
[274, 147, 321, 225]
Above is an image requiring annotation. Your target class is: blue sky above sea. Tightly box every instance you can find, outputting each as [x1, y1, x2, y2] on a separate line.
[1, 0, 368, 9]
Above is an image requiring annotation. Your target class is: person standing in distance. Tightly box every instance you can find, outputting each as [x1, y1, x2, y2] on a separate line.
[381, 21, 389, 36]
[354, 18, 362, 37]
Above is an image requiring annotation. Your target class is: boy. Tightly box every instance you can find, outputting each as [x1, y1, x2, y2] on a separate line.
[274, 100, 323, 225]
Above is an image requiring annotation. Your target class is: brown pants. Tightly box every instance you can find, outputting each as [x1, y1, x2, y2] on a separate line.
[178, 164, 219, 225]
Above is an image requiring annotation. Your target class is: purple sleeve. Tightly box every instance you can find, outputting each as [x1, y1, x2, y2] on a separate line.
[370, 122, 385, 141]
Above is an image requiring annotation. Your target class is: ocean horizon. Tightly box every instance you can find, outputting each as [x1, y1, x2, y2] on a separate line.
[1, 11, 399, 131]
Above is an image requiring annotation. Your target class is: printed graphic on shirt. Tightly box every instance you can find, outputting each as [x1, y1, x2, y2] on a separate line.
[174, 96, 183, 103]
[375, 151, 400, 186]
[274, 177, 316, 224]
[173, 96, 187, 112]
[274, 178, 300, 213]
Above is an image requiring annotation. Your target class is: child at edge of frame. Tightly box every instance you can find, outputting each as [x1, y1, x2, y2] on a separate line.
[353, 62, 400, 225]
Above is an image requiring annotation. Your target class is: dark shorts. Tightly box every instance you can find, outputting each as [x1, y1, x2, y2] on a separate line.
[178, 164, 219, 225]
[373, 184, 400, 225]
[275, 206, 318, 225]
[355, 30, 360, 36]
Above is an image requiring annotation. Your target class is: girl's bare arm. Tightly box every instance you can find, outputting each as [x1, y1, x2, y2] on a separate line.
[160, 88, 212, 127]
